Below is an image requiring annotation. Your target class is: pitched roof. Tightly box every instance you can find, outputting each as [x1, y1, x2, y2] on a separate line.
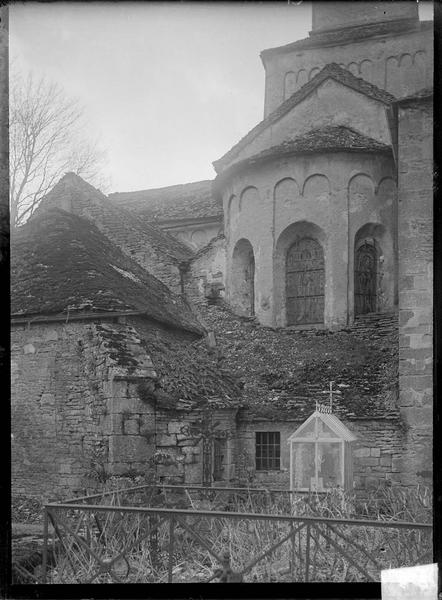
[126, 317, 243, 410]
[214, 126, 391, 189]
[35, 173, 193, 263]
[109, 180, 222, 223]
[11, 208, 203, 334]
[213, 63, 396, 172]
[260, 19, 432, 58]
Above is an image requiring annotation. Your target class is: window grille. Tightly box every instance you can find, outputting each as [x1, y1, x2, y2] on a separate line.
[256, 431, 280, 470]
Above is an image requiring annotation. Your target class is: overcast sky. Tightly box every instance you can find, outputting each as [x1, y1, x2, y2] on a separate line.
[9, 1, 433, 193]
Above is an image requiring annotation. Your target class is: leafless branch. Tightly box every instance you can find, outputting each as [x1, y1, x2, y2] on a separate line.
[10, 70, 109, 228]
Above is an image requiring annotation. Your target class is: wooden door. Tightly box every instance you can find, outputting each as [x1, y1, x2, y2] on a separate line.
[355, 243, 377, 315]
[286, 238, 324, 325]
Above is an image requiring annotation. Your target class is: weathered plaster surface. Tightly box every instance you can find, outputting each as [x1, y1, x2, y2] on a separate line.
[223, 152, 396, 328]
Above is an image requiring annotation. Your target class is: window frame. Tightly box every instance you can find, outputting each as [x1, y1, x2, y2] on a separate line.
[255, 431, 281, 471]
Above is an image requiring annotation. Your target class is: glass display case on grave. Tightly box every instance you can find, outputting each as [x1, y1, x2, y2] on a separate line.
[287, 409, 357, 492]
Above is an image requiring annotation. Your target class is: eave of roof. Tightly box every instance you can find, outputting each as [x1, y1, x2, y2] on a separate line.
[394, 87, 433, 105]
[213, 126, 392, 192]
[260, 19, 432, 59]
[213, 63, 396, 173]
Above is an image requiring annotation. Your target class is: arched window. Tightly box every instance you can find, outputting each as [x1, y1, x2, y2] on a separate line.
[286, 237, 324, 325]
[354, 240, 378, 315]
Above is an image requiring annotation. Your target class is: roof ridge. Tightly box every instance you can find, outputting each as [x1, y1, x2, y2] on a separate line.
[213, 63, 395, 172]
[35, 173, 194, 261]
[109, 179, 213, 197]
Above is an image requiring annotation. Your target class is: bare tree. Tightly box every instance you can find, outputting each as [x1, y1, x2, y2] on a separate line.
[10, 71, 109, 227]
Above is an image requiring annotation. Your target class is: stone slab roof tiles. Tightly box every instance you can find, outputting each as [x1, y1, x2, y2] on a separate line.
[109, 179, 222, 222]
[214, 126, 391, 188]
[34, 173, 194, 263]
[11, 208, 203, 334]
[213, 63, 396, 172]
[199, 304, 399, 422]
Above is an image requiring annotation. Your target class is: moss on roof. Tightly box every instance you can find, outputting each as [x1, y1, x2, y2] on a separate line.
[35, 173, 193, 263]
[109, 180, 222, 222]
[198, 304, 399, 421]
[127, 316, 243, 410]
[11, 208, 203, 334]
[213, 63, 396, 172]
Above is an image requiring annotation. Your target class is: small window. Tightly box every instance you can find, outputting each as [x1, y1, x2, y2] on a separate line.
[256, 432, 280, 470]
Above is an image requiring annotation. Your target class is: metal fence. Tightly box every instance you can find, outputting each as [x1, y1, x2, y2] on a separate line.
[41, 484, 432, 583]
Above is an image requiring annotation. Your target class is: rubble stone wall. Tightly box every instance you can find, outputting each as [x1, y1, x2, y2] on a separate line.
[154, 409, 237, 485]
[185, 236, 226, 307]
[11, 321, 112, 499]
[236, 418, 404, 492]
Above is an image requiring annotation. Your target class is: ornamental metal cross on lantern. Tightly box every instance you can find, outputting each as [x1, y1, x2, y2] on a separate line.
[315, 381, 342, 414]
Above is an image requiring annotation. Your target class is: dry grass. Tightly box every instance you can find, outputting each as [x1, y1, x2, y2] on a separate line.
[45, 484, 432, 583]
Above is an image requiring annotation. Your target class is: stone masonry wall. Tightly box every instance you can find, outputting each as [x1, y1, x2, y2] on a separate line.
[397, 98, 433, 487]
[154, 409, 237, 485]
[11, 318, 160, 499]
[236, 417, 405, 492]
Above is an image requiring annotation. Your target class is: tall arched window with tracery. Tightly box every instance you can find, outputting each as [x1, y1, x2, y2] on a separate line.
[286, 237, 324, 325]
[354, 240, 378, 315]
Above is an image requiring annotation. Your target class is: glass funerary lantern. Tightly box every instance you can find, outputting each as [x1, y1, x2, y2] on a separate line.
[287, 400, 357, 492]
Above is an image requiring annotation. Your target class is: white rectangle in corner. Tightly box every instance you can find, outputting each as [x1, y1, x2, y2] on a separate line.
[381, 563, 438, 600]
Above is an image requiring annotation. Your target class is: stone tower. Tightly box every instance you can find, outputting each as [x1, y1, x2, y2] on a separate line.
[311, 1, 419, 33]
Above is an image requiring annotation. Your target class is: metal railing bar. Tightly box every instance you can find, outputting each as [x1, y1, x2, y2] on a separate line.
[240, 522, 306, 576]
[54, 514, 108, 566]
[305, 523, 311, 582]
[55, 511, 90, 578]
[175, 516, 225, 564]
[42, 507, 48, 583]
[86, 514, 167, 584]
[13, 562, 39, 584]
[47, 510, 81, 580]
[168, 516, 175, 583]
[310, 524, 376, 582]
[325, 522, 381, 570]
[62, 483, 299, 505]
[45, 502, 432, 530]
